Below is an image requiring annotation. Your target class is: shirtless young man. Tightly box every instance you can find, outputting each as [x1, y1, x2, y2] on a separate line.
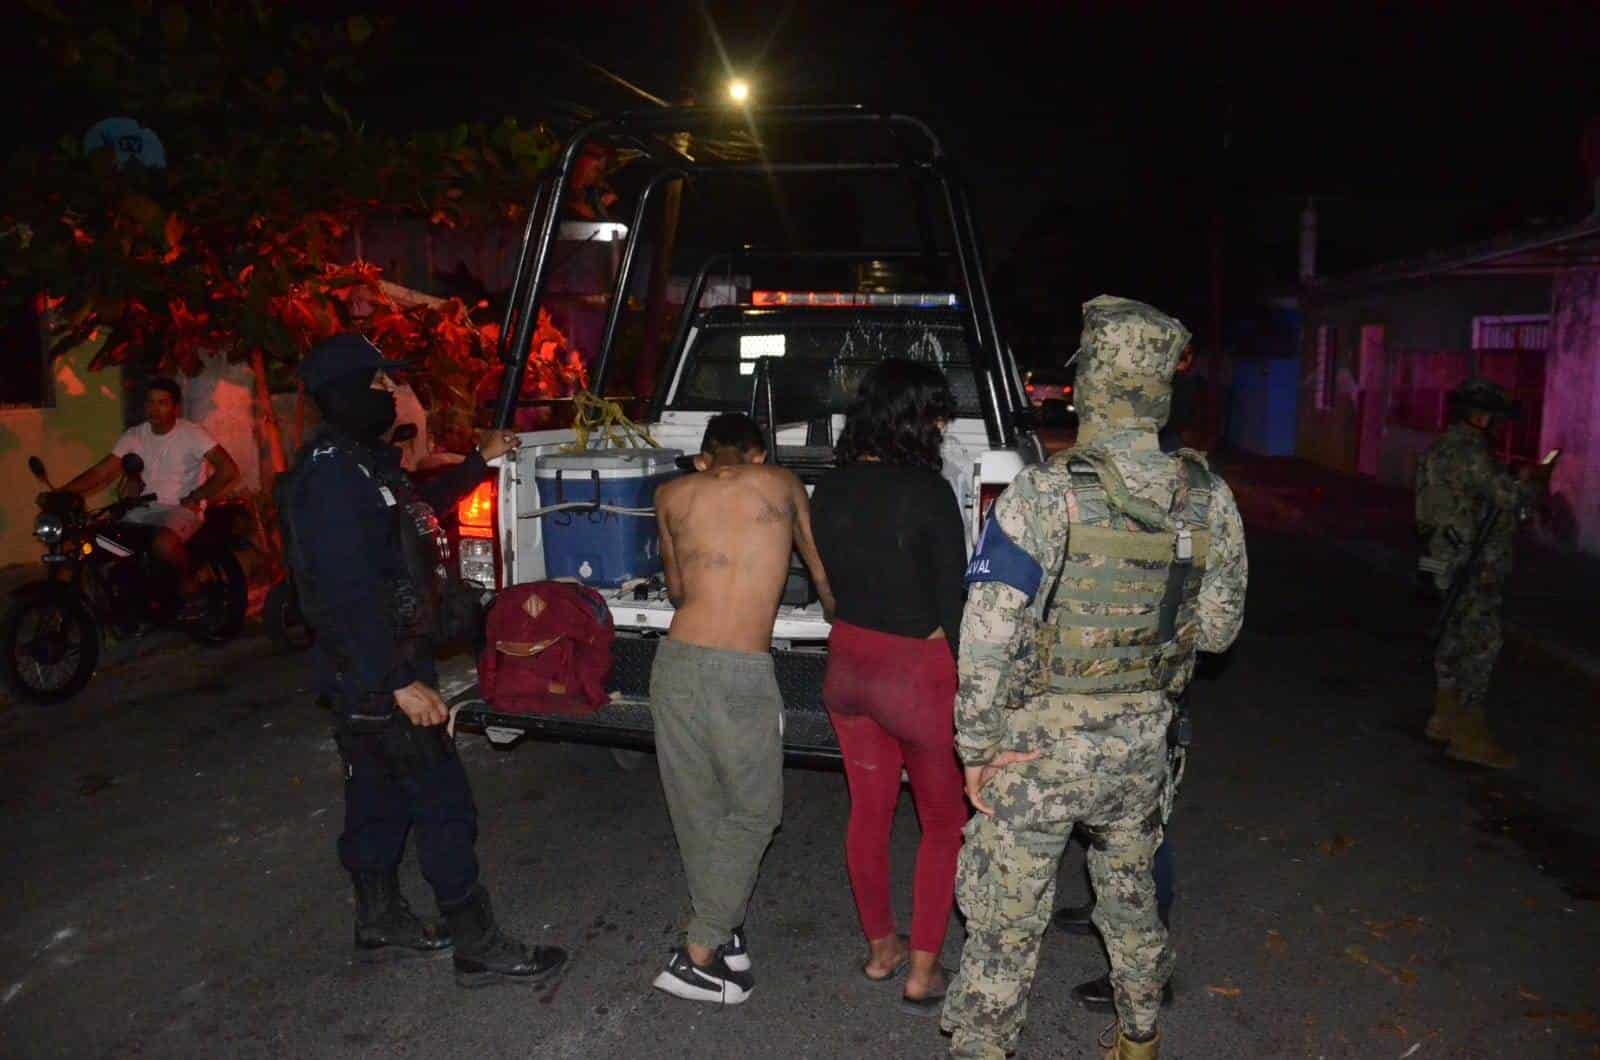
[649, 412, 833, 1005]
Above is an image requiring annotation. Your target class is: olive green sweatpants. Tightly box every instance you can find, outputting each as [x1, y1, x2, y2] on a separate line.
[650, 637, 784, 952]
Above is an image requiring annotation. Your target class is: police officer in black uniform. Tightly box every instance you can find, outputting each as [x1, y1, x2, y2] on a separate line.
[279, 333, 565, 987]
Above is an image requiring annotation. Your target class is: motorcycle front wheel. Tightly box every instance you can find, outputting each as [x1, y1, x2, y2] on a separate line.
[263, 579, 315, 652]
[1, 593, 100, 704]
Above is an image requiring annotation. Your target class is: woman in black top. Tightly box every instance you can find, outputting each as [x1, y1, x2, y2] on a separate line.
[810, 359, 967, 1008]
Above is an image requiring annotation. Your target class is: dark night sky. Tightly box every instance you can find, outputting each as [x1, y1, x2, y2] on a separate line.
[14, 2, 1600, 351]
[356, 2, 1600, 330]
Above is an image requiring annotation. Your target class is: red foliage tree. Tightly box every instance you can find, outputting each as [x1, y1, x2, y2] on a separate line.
[2, 4, 570, 486]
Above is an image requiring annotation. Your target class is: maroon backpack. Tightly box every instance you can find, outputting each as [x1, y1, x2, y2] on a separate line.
[478, 581, 614, 716]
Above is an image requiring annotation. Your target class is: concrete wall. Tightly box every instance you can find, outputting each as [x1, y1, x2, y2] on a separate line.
[1377, 425, 1435, 490]
[1542, 270, 1600, 554]
[0, 342, 124, 568]
[1295, 323, 1361, 473]
[1297, 275, 1550, 476]
[180, 354, 308, 494]
[183, 355, 259, 491]
[1228, 356, 1300, 455]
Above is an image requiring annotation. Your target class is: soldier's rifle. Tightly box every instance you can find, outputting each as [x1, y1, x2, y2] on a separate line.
[1428, 501, 1500, 649]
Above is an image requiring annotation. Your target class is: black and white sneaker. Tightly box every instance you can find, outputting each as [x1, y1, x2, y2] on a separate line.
[651, 948, 754, 1005]
[723, 926, 751, 973]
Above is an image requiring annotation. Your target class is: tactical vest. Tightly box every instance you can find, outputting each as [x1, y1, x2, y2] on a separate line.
[1030, 448, 1213, 696]
[1413, 443, 1448, 545]
[276, 435, 452, 644]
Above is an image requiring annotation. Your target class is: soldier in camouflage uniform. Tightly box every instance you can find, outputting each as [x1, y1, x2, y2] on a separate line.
[1415, 378, 1547, 770]
[940, 296, 1247, 1060]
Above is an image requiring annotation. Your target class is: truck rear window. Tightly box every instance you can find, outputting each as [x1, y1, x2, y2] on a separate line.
[670, 316, 982, 420]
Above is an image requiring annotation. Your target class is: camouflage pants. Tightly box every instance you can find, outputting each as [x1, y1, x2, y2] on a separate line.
[1435, 580, 1504, 710]
[942, 711, 1173, 1058]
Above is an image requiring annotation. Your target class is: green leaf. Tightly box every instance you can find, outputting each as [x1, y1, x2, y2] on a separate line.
[87, 27, 135, 61]
[509, 130, 543, 158]
[346, 14, 373, 45]
[322, 91, 354, 133]
[22, 0, 70, 26]
[160, 4, 189, 47]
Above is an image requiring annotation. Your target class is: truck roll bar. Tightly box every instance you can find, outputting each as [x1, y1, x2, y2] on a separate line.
[494, 106, 1017, 450]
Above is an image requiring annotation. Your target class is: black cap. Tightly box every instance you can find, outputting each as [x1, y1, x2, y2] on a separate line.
[298, 333, 414, 394]
[1450, 377, 1519, 419]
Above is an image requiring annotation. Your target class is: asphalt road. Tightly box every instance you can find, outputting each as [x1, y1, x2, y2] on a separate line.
[2, 527, 1598, 1059]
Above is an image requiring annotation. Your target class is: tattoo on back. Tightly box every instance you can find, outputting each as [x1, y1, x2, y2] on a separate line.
[755, 494, 795, 525]
[678, 547, 732, 570]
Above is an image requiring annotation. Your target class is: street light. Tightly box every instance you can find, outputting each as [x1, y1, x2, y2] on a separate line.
[727, 78, 751, 104]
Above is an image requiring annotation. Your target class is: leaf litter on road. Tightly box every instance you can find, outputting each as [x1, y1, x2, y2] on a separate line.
[1522, 1008, 1600, 1034]
[1318, 831, 1357, 856]
[1342, 944, 1418, 987]
[1363, 915, 1426, 940]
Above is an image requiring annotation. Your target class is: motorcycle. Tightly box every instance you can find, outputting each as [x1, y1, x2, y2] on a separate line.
[2, 453, 250, 704]
[262, 576, 314, 652]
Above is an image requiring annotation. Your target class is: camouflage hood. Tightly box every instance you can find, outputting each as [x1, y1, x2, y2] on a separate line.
[1075, 295, 1192, 439]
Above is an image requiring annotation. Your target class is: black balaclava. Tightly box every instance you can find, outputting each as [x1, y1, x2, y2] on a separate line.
[313, 373, 397, 443]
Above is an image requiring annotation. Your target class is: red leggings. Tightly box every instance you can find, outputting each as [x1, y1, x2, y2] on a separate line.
[823, 621, 966, 955]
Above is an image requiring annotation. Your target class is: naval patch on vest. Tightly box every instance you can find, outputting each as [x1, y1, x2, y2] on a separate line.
[966, 517, 1043, 602]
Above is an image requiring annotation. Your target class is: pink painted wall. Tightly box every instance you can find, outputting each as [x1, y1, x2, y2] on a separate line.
[1541, 271, 1600, 555]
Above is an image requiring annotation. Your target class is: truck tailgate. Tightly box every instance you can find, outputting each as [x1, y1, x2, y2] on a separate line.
[437, 636, 840, 763]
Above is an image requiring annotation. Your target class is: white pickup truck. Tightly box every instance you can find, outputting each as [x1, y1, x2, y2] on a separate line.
[439, 107, 1041, 765]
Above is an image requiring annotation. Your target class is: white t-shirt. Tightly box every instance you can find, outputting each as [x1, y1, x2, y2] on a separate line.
[112, 419, 217, 507]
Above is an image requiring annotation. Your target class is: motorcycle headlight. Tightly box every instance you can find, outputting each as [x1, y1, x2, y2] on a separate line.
[33, 512, 65, 545]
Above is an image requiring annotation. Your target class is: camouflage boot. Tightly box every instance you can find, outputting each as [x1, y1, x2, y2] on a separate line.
[1102, 1026, 1160, 1060]
[1445, 707, 1518, 769]
[1424, 687, 1462, 743]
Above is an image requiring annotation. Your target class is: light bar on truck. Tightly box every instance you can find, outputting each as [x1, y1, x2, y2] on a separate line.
[750, 291, 960, 309]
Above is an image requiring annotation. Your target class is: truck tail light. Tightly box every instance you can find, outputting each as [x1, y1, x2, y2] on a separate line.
[458, 480, 495, 539]
[978, 482, 1005, 529]
[456, 479, 499, 590]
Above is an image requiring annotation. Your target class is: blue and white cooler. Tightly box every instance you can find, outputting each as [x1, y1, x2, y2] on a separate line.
[534, 448, 682, 587]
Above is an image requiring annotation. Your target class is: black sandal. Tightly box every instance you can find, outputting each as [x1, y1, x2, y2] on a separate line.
[860, 935, 911, 982]
[900, 970, 954, 1014]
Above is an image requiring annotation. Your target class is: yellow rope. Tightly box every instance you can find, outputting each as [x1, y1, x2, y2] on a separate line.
[562, 390, 659, 452]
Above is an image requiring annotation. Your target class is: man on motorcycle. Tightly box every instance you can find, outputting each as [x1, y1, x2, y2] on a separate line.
[61, 377, 239, 605]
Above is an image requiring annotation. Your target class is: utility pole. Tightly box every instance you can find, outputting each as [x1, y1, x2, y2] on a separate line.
[569, 54, 680, 412]
[1207, 92, 1233, 448]
[1209, 212, 1224, 438]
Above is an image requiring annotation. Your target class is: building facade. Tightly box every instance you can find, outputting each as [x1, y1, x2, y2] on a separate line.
[1297, 216, 1600, 554]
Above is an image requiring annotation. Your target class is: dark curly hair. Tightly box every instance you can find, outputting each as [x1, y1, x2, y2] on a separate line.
[145, 377, 182, 403]
[836, 359, 955, 471]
